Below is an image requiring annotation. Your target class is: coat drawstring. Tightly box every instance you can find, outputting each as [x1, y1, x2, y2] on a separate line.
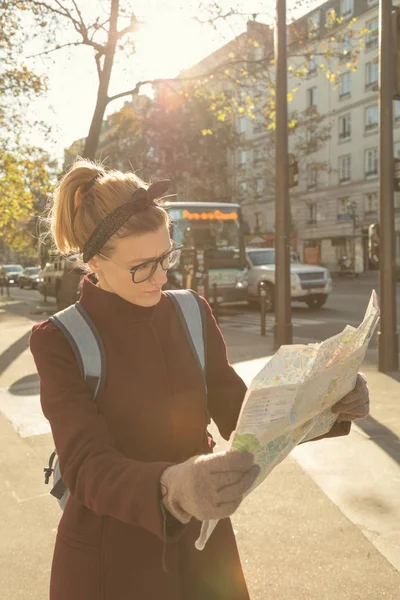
[160, 501, 169, 573]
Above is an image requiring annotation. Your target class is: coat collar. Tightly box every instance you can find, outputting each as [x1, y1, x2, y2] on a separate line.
[79, 274, 158, 324]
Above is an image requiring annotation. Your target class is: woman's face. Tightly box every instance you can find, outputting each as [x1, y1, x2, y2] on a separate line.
[90, 224, 171, 307]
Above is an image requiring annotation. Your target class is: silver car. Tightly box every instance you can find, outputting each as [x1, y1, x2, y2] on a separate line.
[246, 248, 332, 311]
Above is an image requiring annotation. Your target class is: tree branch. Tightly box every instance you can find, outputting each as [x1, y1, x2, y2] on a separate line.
[95, 52, 102, 79]
[71, 0, 85, 30]
[26, 41, 80, 58]
[27, 0, 71, 20]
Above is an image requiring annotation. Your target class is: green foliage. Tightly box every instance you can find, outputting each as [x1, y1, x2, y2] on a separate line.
[0, 146, 56, 255]
[0, 2, 54, 254]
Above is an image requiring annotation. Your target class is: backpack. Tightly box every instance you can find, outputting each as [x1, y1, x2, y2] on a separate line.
[43, 289, 207, 511]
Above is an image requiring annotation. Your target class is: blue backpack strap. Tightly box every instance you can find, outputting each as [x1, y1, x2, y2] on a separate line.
[47, 302, 106, 508]
[49, 301, 106, 400]
[164, 289, 207, 386]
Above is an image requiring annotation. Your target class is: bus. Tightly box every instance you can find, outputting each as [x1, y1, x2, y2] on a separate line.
[162, 201, 248, 303]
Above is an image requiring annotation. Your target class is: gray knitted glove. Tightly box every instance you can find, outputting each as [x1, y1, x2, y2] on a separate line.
[161, 451, 260, 524]
[332, 373, 370, 422]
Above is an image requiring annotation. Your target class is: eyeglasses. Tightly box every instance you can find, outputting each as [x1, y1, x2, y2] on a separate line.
[98, 245, 183, 284]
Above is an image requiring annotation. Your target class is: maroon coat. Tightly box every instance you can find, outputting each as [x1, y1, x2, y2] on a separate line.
[30, 275, 350, 600]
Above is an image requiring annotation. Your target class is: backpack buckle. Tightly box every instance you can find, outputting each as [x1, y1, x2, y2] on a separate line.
[44, 451, 57, 485]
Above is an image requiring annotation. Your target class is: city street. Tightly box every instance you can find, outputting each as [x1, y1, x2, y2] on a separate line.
[219, 271, 389, 349]
[2, 270, 391, 348]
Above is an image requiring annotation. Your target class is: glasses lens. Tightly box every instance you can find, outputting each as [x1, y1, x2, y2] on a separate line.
[132, 249, 182, 283]
[162, 249, 181, 271]
[132, 262, 155, 284]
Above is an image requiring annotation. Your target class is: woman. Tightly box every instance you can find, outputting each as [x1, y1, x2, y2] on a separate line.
[30, 159, 369, 600]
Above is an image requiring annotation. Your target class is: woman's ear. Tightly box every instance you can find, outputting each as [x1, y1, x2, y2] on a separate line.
[88, 256, 101, 273]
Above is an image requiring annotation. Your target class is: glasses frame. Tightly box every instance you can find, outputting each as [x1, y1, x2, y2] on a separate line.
[98, 245, 183, 284]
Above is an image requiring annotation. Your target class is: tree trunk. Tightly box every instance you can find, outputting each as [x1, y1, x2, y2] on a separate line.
[82, 0, 120, 160]
[83, 90, 109, 160]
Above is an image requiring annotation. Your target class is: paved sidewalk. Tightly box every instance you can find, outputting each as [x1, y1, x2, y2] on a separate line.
[0, 302, 399, 599]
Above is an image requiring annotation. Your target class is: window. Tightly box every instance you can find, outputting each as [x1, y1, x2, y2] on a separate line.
[395, 101, 400, 123]
[339, 155, 351, 182]
[339, 114, 351, 140]
[395, 141, 400, 158]
[365, 60, 378, 88]
[307, 55, 317, 75]
[308, 11, 320, 37]
[253, 111, 264, 134]
[365, 148, 378, 177]
[253, 147, 263, 164]
[366, 18, 379, 50]
[367, 0, 378, 7]
[237, 116, 246, 134]
[339, 72, 351, 98]
[365, 105, 379, 131]
[306, 86, 317, 109]
[237, 150, 247, 167]
[307, 166, 318, 189]
[325, 9, 336, 29]
[337, 197, 350, 218]
[306, 127, 318, 153]
[341, 0, 353, 18]
[256, 178, 264, 195]
[238, 181, 247, 195]
[364, 192, 378, 216]
[340, 33, 352, 61]
[308, 202, 317, 224]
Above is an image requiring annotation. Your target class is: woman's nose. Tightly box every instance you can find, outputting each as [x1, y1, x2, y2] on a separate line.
[151, 262, 168, 287]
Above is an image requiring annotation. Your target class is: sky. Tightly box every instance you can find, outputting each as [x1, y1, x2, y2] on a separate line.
[24, 0, 323, 160]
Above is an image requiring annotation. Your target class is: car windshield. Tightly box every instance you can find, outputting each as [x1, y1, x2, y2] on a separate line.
[25, 267, 39, 275]
[248, 251, 275, 265]
[3, 265, 23, 273]
[248, 251, 301, 266]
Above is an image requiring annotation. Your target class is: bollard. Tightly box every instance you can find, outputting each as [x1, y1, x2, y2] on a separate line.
[212, 283, 220, 325]
[260, 282, 267, 337]
[6, 279, 10, 298]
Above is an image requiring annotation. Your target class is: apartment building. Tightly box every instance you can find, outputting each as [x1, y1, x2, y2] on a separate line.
[287, 0, 400, 271]
[245, 0, 400, 271]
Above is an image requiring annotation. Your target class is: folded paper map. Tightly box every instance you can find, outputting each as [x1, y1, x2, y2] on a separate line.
[196, 290, 380, 550]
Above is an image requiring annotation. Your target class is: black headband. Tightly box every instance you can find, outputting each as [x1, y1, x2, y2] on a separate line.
[82, 179, 170, 263]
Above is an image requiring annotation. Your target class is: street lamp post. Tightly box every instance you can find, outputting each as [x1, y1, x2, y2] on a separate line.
[379, 0, 399, 372]
[347, 200, 358, 272]
[274, 0, 292, 349]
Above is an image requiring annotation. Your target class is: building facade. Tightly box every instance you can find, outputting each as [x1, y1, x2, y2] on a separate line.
[239, 0, 400, 271]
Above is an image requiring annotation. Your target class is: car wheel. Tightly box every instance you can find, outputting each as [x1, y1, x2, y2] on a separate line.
[306, 295, 327, 310]
[259, 282, 275, 312]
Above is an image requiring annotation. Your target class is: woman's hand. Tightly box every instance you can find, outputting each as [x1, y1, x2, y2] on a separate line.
[160, 451, 260, 524]
[331, 373, 369, 422]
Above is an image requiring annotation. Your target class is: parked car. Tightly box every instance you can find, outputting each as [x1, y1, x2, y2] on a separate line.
[38, 255, 85, 310]
[0, 264, 24, 286]
[18, 266, 41, 289]
[246, 248, 332, 310]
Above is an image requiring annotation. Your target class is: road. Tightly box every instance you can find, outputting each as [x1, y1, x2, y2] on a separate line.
[218, 273, 398, 350]
[4, 273, 397, 351]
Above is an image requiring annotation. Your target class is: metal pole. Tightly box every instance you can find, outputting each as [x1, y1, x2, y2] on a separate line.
[260, 281, 266, 336]
[212, 283, 219, 324]
[274, 0, 292, 349]
[379, 0, 398, 372]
